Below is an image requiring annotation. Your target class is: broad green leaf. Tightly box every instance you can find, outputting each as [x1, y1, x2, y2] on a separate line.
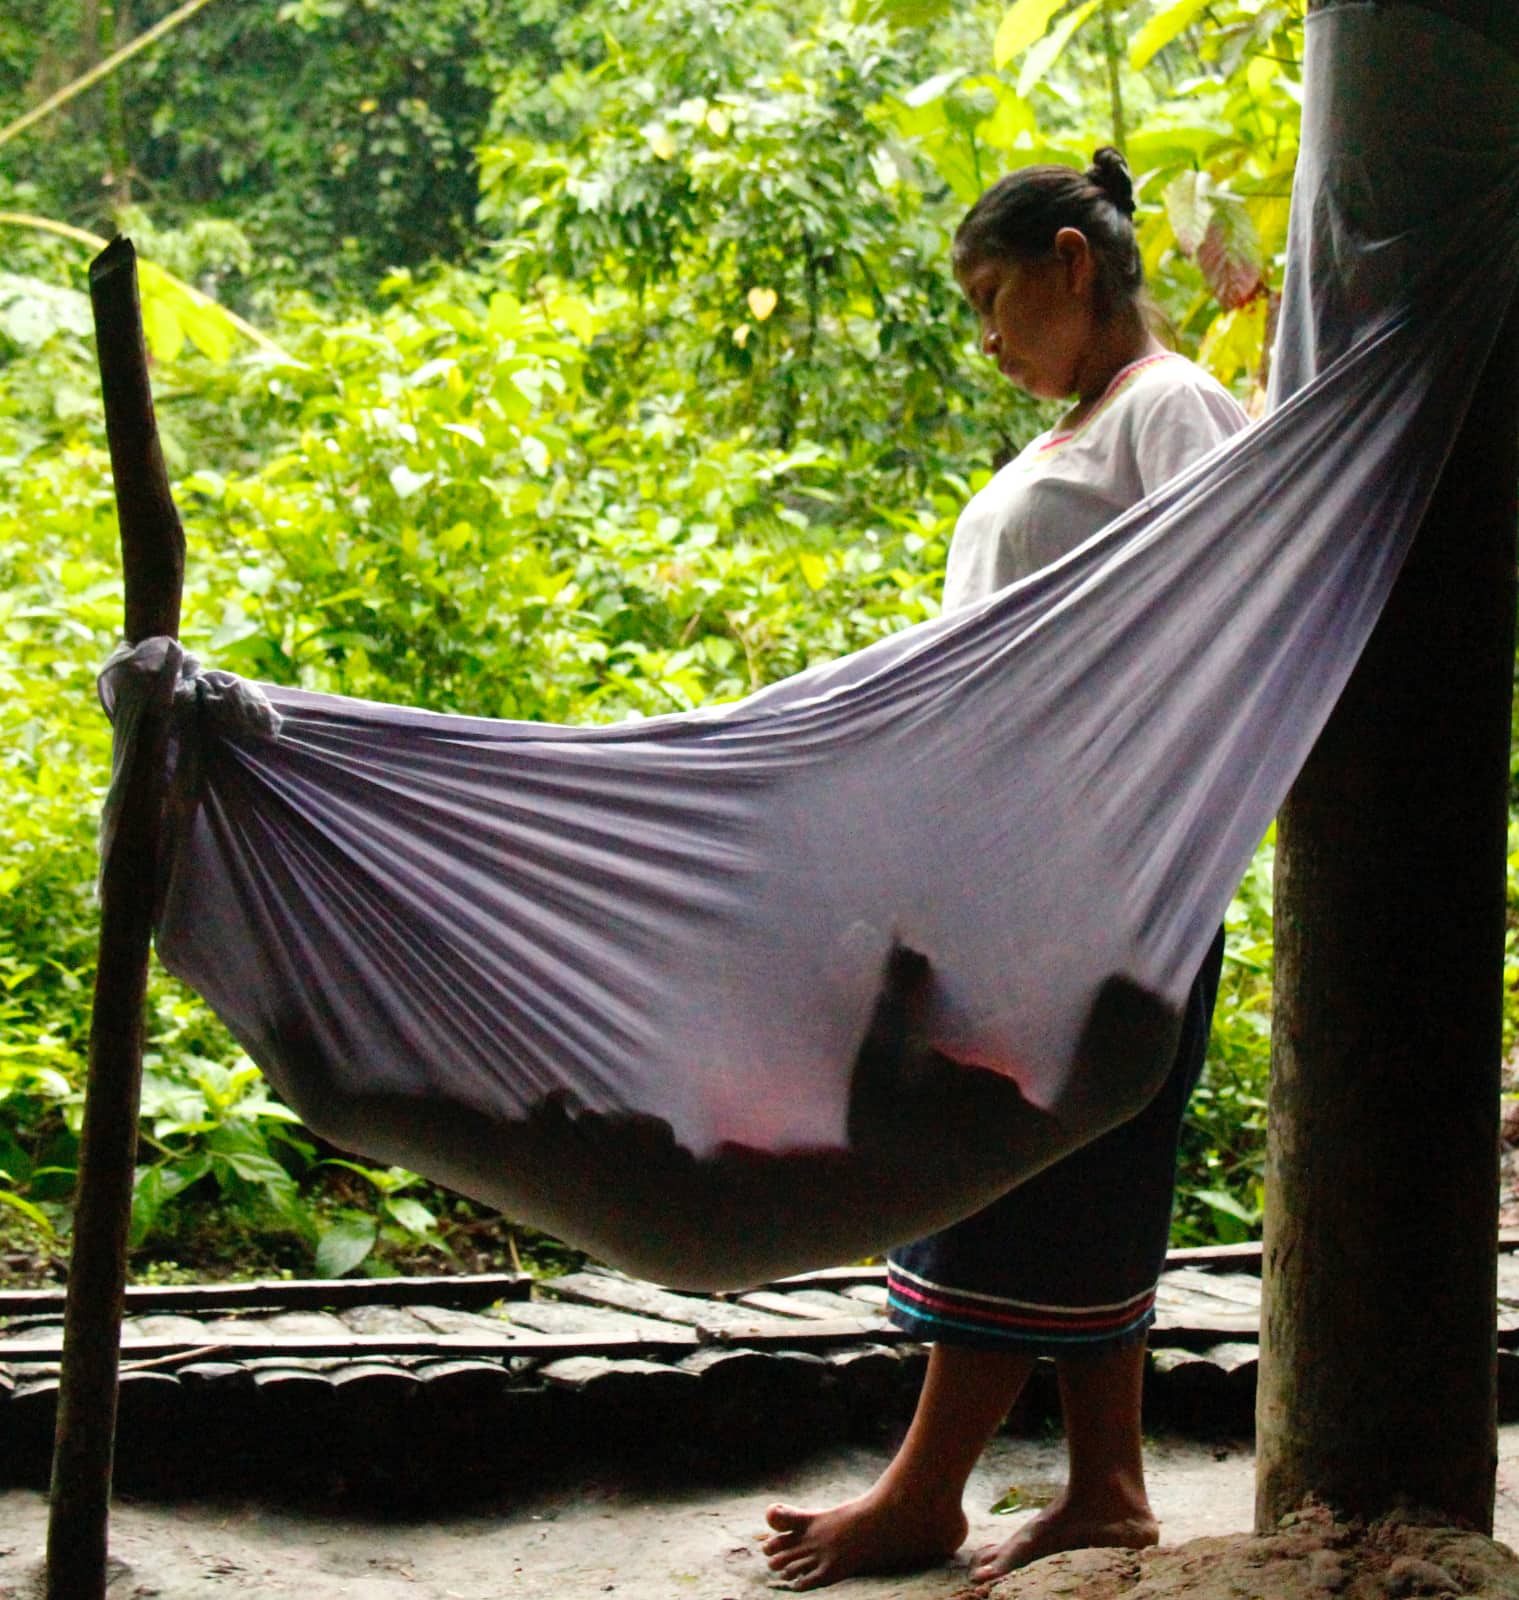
[1197, 296, 1268, 386]
[130, 1162, 194, 1247]
[1, 213, 281, 358]
[993, 0, 1067, 70]
[321, 1157, 391, 1190]
[547, 292, 594, 343]
[703, 636, 738, 669]
[405, 356, 455, 388]
[927, 135, 986, 205]
[316, 1214, 377, 1277]
[1194, 1187, 1261, 1225]
[1246, 49, 1279, 101]
[1016, 0, 1099, 98]
[249, 1099, 304, 1123]
[0, 1189, 54, 1235]
[1129, 0, 1212, 69]
[1250, 191, 1293, 261]
[1164, 169, 1213, 256]
[218, 1149, 293, 1187]
[0, 1129, 31, 1185]
[0, 273, 92, 347]
[139, 293, 185, 364]
[384, 1196, 437, 1237]
[1234, 147, 1299, 257]
[862, 0, 955, 27]
[487, 291, 523, 337]
[976, 88, 1037, 151]
[888, 90, 950, 148]
[175, 295, 235, 363]
[1139, 213, 1175, 279]
[1124, 127, 1225, 170]
[797, 551, 829, 589]
[161, 1154, 213, 1195]
[137, 260, 256, 364]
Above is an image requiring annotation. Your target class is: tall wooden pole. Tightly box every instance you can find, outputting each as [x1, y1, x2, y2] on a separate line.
[1256, 0, 1519, 1532]
[45, 237, 185, 1599]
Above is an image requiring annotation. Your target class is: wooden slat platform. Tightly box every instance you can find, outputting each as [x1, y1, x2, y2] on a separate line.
[0, 1270, 530, 1319]
[2, 1239, 1516, 1496]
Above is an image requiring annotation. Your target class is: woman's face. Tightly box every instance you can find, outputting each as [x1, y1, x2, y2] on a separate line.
[957, 230, 1097, 401]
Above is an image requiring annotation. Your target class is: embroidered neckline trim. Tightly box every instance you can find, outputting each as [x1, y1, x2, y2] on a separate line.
[1033, 352, 1179, 455]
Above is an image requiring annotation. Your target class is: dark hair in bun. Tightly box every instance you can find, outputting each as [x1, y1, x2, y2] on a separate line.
[1087, 145, 1136, 217]
[953, 147, 1144, 317]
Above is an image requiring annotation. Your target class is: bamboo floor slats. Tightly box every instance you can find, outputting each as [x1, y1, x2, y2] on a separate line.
[3, 1237, 1518, 1497]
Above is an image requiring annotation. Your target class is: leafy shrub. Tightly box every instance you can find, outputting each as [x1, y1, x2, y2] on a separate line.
[0, 223, 969, 1269]
[1174, 830, 1272, 1245]
[0, 0, 1330, 1274]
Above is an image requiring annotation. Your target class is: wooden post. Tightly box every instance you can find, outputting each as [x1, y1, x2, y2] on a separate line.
[45, 237, 185, 1600]
[1256, 0, 1519, 1532]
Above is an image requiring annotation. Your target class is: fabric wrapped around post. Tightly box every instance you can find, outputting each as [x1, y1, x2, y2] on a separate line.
[99, 6, 1519, 1288]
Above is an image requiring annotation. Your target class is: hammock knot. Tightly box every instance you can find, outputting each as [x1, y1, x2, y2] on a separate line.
[97, 636, 283, 741]
[96, 638, 282, 889]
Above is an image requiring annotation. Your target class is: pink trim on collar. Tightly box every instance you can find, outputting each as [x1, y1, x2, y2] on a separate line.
[1034, 352, 1179, 454]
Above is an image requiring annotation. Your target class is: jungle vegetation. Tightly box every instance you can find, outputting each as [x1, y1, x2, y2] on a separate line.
[1, 0, 1449, 1284]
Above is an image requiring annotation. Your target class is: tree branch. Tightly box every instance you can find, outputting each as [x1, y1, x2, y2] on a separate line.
[45, 237, 186, 1600]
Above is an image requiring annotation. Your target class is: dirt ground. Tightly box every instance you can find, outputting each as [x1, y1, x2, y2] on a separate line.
[6, 1425, 1519, 1600]
[982, 1502, 1519, 1600]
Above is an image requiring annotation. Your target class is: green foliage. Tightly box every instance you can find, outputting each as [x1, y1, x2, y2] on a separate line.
[0, 0, 1366, 1274]
[0, 219, 965, 1266]
[314, 1162, 445, 1277]
[132, 1024, 315, 1248]
[1174, 829, 1273, 1245]
[176, 267, 956, 721]
[480, 0, 1034, 500]
[1, 0, 569, 289]
[0, 324, 117, 1214]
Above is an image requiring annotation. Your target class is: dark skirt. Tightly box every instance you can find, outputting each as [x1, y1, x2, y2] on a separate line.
[886, 929, 1226, 1356]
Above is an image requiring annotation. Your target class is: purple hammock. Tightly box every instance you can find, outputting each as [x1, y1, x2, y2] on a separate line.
[100, 6, 1519, 1287]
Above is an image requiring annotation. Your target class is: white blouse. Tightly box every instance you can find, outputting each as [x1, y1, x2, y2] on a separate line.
[943, 352, 1249, 612]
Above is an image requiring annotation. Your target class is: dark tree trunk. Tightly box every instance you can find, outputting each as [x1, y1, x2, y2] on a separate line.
[1256, 0, 1519, 1532]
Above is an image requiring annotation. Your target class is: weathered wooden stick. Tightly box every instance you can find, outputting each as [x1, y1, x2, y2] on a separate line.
[45, 237, 185, 1600]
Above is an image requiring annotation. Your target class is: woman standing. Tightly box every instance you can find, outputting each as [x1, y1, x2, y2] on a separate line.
[763, 149, 1247, 1591]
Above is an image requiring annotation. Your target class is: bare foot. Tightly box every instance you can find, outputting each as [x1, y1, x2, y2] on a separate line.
[762, 1488, 968, 1591]
[969, 1489, 1158, 1584]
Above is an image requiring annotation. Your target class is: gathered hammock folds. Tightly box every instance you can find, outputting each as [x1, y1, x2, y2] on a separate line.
[101, 6, 1519, 1288]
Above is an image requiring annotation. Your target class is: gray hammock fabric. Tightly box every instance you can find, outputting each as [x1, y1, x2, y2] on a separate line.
[101, 5, 1519, 1288]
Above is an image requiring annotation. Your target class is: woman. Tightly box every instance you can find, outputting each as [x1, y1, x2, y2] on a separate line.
[762, 149, 1246, 1591]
